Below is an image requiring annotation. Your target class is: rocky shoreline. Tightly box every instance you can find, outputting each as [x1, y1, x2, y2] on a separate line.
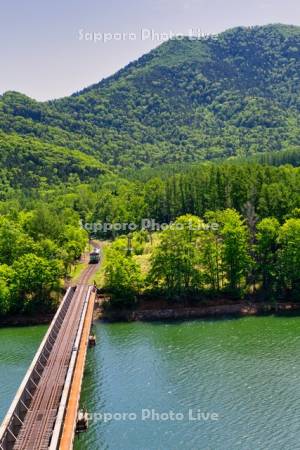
[101, 301, 300, 322]
[2, 300, 300, 327]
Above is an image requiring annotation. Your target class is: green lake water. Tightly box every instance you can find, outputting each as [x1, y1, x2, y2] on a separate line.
[1, 317, 300, 450]
[0, 325, 47, 420]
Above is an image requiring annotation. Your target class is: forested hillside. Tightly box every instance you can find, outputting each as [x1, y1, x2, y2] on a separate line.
[0, 132, 108, 193]
[0, 24, 299, 172]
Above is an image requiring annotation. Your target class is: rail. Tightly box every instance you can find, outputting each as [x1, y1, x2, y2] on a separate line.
[0, 287, 76, 450]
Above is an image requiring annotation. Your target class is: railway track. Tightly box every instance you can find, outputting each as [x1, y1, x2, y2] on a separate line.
[11, 258, 99, 450]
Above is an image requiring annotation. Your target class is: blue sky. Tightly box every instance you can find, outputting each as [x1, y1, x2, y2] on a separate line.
[1, 0, 299, 100]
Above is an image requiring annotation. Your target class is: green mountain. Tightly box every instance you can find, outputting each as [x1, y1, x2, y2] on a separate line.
[0, 24, 299, 174]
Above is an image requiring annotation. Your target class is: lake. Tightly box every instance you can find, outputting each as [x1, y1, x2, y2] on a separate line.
[1, 317, 300, 450]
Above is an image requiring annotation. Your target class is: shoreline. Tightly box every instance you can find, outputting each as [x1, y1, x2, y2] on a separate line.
[101, 300, 300, 322]
[0, 313, 54, 327]
[2, 300, 300, 327]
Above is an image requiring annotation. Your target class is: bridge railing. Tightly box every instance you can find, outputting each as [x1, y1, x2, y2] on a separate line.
[49, 285, 94, 450]
[0, 287, 76, 450]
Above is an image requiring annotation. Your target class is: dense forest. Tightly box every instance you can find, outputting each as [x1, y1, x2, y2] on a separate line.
[0, 194, 87, 316]
[103, 211, 300, 304]
[1, 155, 300, 315]
[0, 131, 108, 194]
[87, 162, 300, 304]
[0, 24, 299, 316]
[88, 162, 300, 230]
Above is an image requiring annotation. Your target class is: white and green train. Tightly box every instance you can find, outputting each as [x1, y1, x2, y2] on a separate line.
[89, 248, 101, 264]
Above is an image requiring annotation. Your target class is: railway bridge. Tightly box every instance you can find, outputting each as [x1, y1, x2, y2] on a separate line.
[0, 259, 99, 450]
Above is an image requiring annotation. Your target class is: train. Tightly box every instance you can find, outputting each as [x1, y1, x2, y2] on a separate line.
[89, 247, 101, 264]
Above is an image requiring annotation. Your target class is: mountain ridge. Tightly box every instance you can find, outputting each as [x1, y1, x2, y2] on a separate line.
[0, 23, 299, 175]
